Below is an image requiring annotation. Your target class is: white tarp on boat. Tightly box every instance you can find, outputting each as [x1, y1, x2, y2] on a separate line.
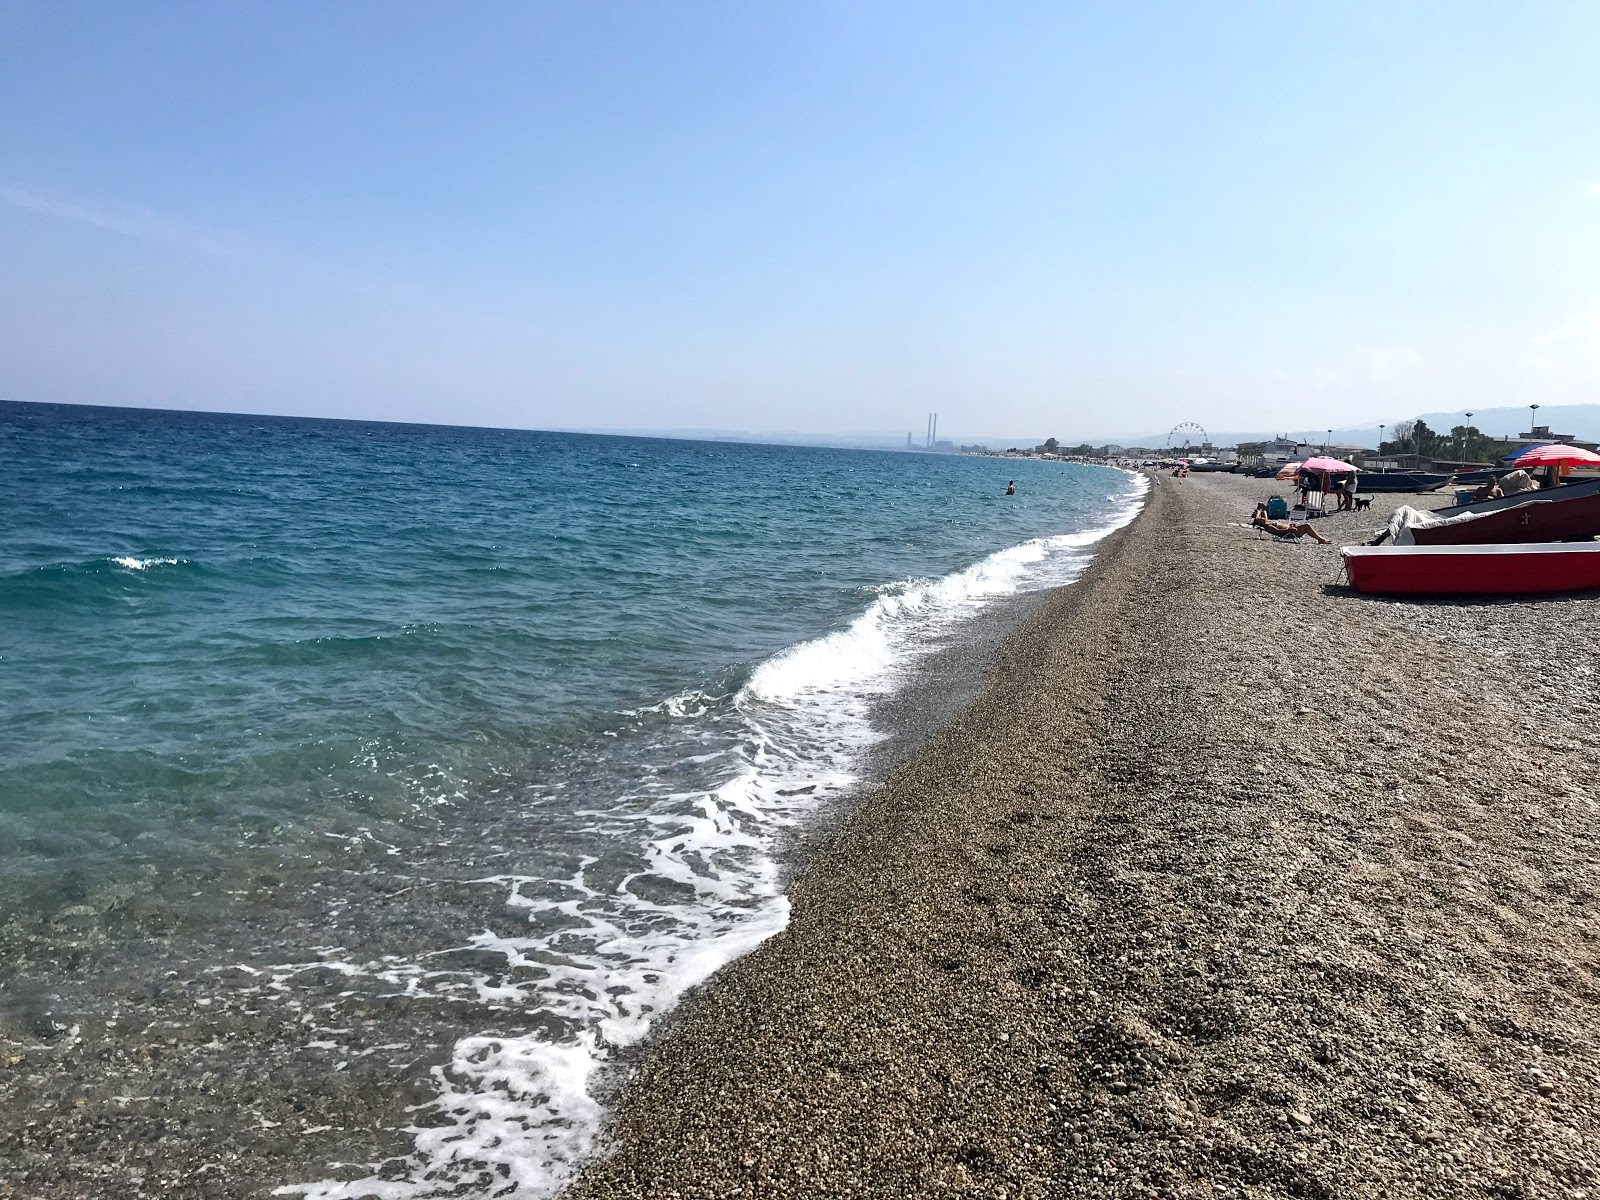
[1385, 471, 1547, 544]
[1385, 504, 1489, 546]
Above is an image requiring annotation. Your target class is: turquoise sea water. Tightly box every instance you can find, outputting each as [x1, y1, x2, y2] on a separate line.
[1, 400, 1142, 1195]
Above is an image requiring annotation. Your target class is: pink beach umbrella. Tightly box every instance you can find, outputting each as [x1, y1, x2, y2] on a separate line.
[1512, 443, 1600, 468]
[1299, 455, 1358, 474]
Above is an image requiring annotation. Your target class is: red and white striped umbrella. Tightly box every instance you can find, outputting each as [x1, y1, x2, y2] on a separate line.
[1512, 443, 1600, 468]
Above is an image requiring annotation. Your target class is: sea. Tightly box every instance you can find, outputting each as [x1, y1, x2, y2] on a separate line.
[0, 400, 1144, 1196]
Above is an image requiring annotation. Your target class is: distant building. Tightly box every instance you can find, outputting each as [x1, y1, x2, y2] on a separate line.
[1237, 437, 1300, 466]
[1502, 424, 1598, 453]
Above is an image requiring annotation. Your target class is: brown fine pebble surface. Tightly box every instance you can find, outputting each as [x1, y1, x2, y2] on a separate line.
[566, 470, 1600, 1199]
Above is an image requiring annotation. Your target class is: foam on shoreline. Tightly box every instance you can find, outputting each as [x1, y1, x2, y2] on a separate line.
[280, 473, 1149, 1200]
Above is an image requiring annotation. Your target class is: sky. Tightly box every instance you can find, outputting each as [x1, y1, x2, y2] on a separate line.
[3, 1, 1600, 442]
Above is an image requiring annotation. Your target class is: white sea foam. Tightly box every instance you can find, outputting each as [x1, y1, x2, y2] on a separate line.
[112, 555, 181, 570]
[278, 472, 1147, 1200]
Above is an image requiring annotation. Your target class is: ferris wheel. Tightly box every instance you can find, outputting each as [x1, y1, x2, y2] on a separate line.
[1167, 422, 1207, 452]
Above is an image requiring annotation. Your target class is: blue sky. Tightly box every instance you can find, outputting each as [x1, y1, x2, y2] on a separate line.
[3, 1, 1599, 440]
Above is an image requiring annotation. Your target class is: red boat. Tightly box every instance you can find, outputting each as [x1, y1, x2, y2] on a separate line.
[1407, 479, 1600, 546]
[1342, 542, 1600, 596]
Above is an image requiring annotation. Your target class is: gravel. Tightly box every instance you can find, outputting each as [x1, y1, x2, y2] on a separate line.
[7, 471, 1597, 1199]
[565, 471, 1600, 1200]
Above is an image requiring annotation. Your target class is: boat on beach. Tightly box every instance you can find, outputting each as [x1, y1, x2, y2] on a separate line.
[1342, 541, 1600, 596]
[1405, 479, 1600, 547]
[1449, 467, 1515, 486]
[1359, 471, 1455, 493]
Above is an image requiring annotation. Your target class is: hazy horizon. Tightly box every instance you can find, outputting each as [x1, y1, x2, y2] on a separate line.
[4, 3, 1599, 439]
[18, 394, 1600, 457]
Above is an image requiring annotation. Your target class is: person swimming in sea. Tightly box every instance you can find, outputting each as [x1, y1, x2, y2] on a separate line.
[1005, 480, 1016, 495]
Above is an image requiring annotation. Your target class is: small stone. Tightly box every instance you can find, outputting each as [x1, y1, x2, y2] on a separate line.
[1289, 1110, 1312, 1128]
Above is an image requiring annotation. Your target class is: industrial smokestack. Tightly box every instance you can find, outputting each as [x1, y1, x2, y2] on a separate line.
[932, 413, 938, 447]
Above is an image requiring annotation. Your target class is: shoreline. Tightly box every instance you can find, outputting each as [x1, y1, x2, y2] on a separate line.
[565, 473, 1171, 1196]
[566, 471, 1600, 1199]
[771, 472, 1149, 886]
[0, 469, 1145, 1200]
[587, 476, 1152, 1137]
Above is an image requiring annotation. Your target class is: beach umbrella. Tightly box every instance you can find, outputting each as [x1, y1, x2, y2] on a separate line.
[1274, 461, 1302, 481]
[1511, 443, 1600, 468]
[1503, 442, 1554, 462]
[1299, 455, 1358, 474]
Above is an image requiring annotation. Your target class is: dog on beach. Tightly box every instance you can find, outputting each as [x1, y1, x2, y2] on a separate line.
[1353, 496, 1373, 511]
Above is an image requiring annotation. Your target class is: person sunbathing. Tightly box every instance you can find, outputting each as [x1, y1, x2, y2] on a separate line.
[1473, 477, 1503, 501]
[1251, 503, 1333, 544]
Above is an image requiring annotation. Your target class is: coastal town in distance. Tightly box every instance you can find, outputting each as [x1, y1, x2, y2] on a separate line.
[920, 408, 1599, 475]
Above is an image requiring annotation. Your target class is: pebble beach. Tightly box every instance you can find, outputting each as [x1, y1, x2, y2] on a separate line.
[6, 468, 1599, 1199]
[567, 470, 1600, 1199]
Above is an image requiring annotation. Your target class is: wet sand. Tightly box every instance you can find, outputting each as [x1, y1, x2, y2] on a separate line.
[567, 471, 1600, 1199]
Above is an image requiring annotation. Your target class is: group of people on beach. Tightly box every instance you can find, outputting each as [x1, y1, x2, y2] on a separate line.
[1297, 471, 1359, 512]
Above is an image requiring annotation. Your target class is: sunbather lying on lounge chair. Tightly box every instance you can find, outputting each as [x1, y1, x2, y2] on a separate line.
[1251, 504, 1333, 544]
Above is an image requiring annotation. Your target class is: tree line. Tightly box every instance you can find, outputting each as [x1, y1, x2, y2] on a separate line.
[1380, 419, 1507, 464]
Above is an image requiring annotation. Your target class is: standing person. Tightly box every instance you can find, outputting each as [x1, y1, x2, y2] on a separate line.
[1005, 480, 1016, 495]
[1339, 474, 1357, 511]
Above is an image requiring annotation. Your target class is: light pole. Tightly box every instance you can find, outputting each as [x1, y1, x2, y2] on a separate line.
[1530, 403, 1540, 436]
[1325, 429, 1331, 452]
[1463, 412, 1472, 464]
[1378, 425, 1385, 472]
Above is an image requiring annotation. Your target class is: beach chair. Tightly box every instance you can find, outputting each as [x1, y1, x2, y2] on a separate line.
[1255, 523, 1305, 542]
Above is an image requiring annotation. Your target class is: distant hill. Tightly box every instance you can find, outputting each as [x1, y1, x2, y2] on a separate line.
[1408, 405, 1600, 442]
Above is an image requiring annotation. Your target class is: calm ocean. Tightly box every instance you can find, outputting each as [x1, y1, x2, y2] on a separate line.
[0, 400, 1143, 1195]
